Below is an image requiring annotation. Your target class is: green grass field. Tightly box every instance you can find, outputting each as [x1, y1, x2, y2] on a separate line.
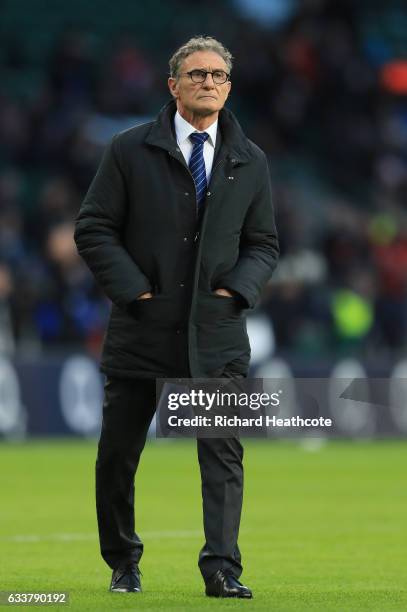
[0, 438, 406, 611]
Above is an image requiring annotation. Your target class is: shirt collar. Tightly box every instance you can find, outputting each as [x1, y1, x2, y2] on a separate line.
[174, 110, 218, 148]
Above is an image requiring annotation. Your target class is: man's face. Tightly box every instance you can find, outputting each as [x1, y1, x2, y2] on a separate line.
[168, 51, 231, 117]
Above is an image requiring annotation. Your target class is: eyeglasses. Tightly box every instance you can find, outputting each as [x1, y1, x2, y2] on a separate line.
[180, 69, 230, 85]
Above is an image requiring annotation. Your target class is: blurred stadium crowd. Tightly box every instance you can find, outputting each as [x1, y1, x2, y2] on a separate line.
[0, 0, 406, 361]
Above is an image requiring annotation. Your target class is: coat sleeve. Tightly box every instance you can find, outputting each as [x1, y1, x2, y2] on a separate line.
[215, 152, 279, 309]
[74, 134, 152, 308]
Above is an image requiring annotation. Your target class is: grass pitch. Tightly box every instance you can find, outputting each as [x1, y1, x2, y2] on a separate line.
[0, 438, 406, 611]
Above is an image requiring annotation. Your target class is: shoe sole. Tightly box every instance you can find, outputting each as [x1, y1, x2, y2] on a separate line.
[110, 588, 141, 593]
[206, 592, 253, 598]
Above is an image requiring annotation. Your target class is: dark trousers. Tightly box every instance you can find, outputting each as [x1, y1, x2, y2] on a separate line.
[96, 376, 244, 581]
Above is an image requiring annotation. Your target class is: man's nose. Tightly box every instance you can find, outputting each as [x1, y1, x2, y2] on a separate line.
[202, 73, 216, 87]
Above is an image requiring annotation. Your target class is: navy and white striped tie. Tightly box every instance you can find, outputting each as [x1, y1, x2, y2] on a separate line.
[189, 132, 209, 210]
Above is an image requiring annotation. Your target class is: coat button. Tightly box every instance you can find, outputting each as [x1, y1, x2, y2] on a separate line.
[184, 192, 189, 196]
[207, 191, 211, 196]
[183, 237, 188, 242]
[176, 329, 181, 334]
[179, 283, 185, 288]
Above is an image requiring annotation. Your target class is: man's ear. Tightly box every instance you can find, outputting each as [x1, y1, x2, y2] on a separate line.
[168, 77, 178, 99]
[224, 80, 231, 102]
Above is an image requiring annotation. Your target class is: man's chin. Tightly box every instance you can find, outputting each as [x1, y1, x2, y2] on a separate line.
[193, 103, 222, 117]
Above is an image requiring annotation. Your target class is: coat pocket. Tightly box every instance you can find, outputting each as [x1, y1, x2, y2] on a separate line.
[129, 294, 177, 327]
[195, 289, 244, 323]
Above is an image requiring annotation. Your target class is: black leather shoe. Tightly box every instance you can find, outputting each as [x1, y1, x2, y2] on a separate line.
[109, 563, 142, 593]
[205, 569, 253, 598]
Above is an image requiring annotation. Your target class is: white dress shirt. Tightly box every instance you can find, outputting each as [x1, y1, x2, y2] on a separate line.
[174, 110, 218, 183]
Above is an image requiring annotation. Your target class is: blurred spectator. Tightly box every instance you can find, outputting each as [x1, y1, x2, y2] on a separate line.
[31, 223, 108, 352]
[97, 37, 155, 114]
[0, 263, 15, 355]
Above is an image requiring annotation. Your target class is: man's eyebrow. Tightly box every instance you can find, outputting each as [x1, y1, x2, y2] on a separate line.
[189, 67, 227, 71]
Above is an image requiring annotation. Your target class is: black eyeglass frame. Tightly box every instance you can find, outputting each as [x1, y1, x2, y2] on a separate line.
[179, 69, 231, 84]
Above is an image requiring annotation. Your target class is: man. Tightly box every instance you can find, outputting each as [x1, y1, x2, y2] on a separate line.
[74, 36, 279, 598]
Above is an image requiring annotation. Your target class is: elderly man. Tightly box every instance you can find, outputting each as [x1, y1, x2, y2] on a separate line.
[74, 36, 279, 598]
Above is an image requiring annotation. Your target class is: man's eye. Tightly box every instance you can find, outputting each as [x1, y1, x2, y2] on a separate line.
[213, 71, 225, 79]
[193, 70, 206, 78]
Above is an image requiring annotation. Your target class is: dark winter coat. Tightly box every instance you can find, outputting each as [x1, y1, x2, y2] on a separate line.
[74, 99, 279, 379]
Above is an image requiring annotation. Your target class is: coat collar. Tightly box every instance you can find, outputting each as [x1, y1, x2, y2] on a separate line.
[145, 99, 253, 164]
[174, 110, 218, 149]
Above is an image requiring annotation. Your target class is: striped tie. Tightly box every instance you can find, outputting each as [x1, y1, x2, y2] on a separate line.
[189, 132, 209, 210]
